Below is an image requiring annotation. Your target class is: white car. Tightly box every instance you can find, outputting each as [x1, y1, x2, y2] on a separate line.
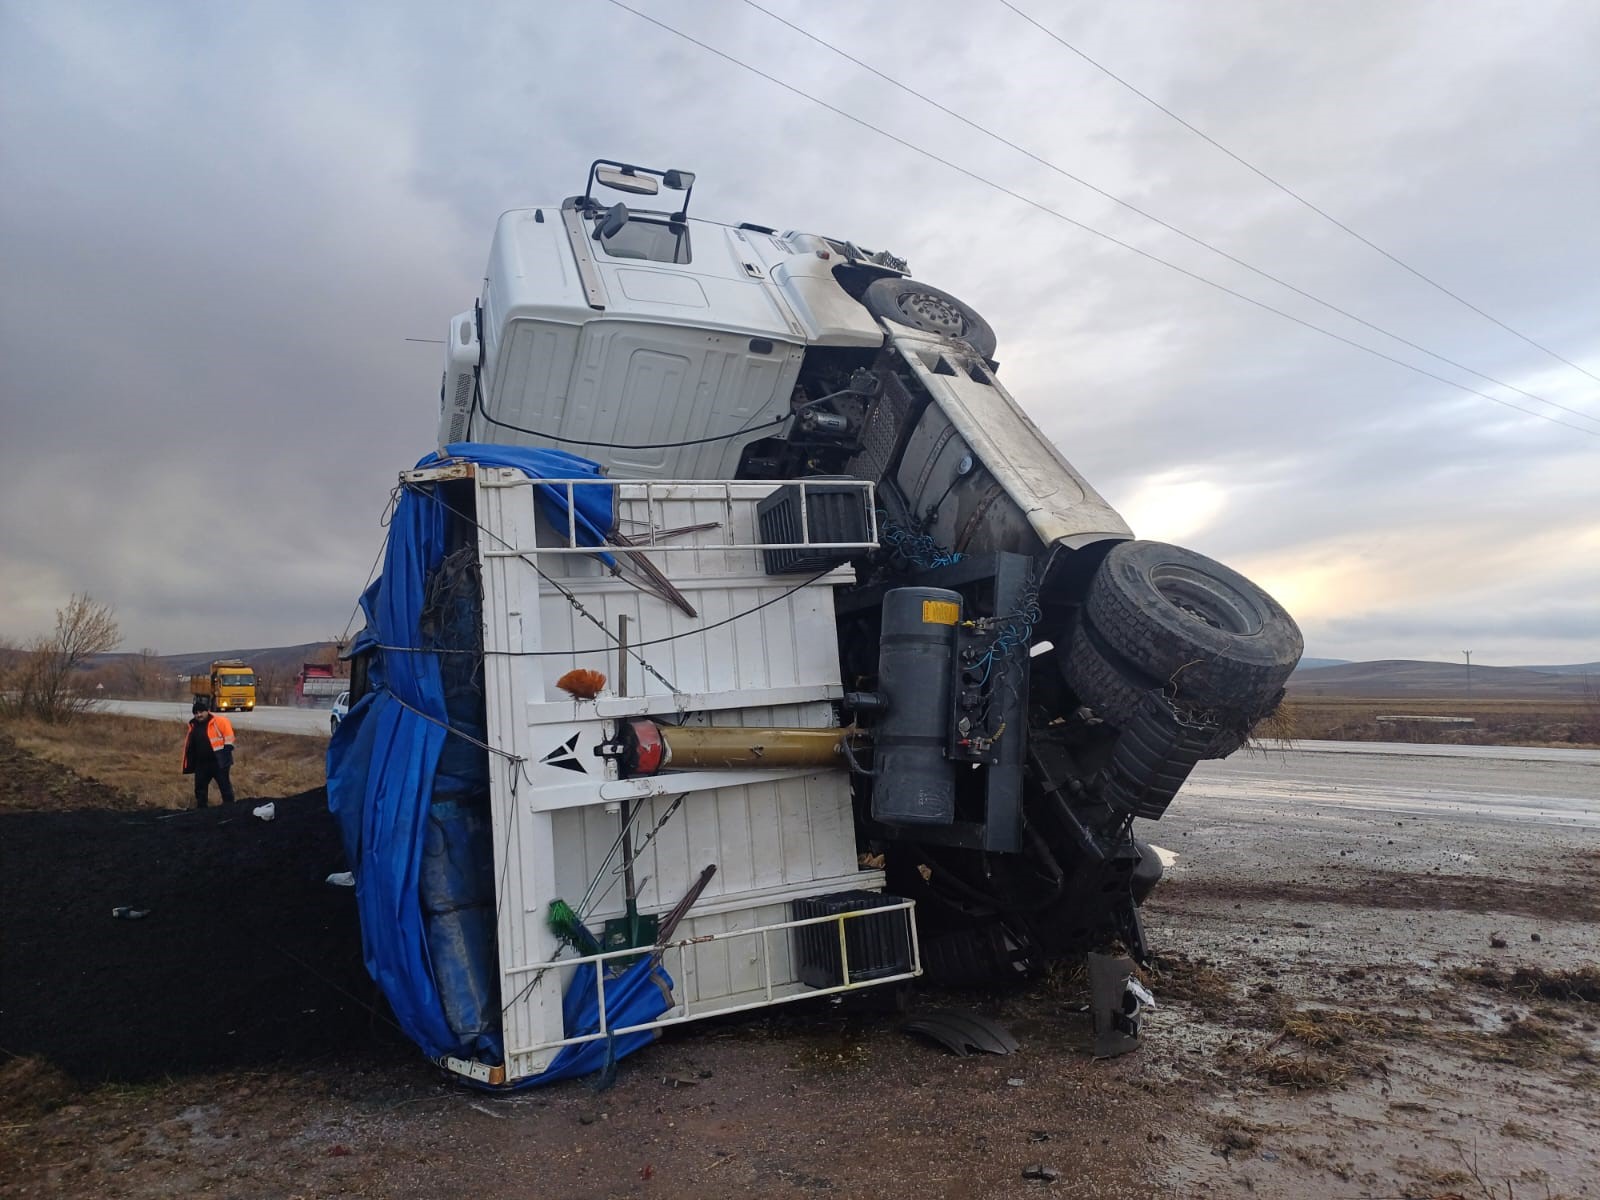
[330, 691, 349, 734]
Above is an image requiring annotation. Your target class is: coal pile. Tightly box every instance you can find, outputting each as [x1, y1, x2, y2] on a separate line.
[0, 789, 405, 1082]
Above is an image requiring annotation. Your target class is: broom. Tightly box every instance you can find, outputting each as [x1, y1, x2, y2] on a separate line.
[546, 898, 603, 955]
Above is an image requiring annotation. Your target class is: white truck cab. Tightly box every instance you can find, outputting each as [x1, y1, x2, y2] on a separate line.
[439, 159, 1131, 557]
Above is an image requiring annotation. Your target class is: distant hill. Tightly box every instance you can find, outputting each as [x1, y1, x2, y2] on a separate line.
[154, 643, 341, 677]
[1296, 657, 1349, 671]
[1515, 662, 1600, 676]
[91, 643, 341, 679]
[1288, 658, 1593, 698]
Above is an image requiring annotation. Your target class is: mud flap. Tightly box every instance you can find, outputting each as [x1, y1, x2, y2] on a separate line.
[1088, 951, 1154, 1058]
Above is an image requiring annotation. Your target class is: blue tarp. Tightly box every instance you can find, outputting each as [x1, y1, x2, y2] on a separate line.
[327, 443, 674, 1086]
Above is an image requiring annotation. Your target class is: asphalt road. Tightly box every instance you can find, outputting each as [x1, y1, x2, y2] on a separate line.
[95, 698, 332, 736]
[1186, 738, 1600, 829]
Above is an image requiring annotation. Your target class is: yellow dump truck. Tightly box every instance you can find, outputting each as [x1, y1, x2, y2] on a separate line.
[189, 660, 256, 712]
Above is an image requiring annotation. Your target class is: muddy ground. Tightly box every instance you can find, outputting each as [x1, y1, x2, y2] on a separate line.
[2, 738, 1597, 1199]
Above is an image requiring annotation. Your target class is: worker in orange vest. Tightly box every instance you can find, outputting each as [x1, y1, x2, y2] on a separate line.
[182, 698, 237, 807]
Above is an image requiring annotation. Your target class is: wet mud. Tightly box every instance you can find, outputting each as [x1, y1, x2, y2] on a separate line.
[2, 740, 1597, 1197]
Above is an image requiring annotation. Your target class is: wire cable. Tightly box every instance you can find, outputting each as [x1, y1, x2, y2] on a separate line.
[599, 0, 1599, 439]
[997, 0, 1600, 388]
[338, 488, 402, 645]
[737, 0, 1597, 425]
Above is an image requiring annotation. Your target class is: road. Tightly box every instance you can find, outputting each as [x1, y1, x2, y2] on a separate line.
[1186, 737, 1600, 829]
[95, 698, 331, 736]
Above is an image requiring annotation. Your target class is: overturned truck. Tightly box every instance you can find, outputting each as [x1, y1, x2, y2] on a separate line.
[330, 160, 1302, 1086]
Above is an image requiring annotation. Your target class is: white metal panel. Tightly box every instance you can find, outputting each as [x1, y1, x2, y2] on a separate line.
[769, 256, 886, 348]
[482, 319, 804, 481]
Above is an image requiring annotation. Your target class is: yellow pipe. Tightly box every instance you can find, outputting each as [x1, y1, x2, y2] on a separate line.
[657, 726, 850, 770]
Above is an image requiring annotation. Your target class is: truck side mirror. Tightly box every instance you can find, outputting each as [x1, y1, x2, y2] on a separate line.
[595, 165, 659, 196]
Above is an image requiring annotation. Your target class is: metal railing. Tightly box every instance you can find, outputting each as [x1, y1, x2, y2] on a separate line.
[470, 476, 879, 555]
[500, 899, 920, 1061]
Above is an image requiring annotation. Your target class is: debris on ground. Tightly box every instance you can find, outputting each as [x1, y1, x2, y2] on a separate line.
[1451, 963, 1600, 1003]
[0, 1055, 77, 1120]
[902, 1009, 1019, 1056]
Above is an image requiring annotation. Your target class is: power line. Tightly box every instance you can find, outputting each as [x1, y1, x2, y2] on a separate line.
[997, 0, 1600, 389]
[738, 0, 1597, 426]
[598, 0, 1600, 439]
[739, 0, 1600, 428]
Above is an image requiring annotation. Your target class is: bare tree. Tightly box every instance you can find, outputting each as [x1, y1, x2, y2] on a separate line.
[119, 647, 165, 698]
[0, 593, 121, 723]
[254, 664, 292, 706]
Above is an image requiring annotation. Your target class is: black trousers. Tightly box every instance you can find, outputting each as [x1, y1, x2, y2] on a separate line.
[193, 759, 236, 807]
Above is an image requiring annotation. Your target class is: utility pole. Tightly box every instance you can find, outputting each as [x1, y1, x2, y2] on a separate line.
[1463, 650, 1472, 696]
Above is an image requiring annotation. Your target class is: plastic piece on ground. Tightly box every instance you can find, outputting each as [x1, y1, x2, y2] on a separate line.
[111, 907, 151, 920]
[1088, 951, 1146, 1058]
[326, 872, 355, 887]
[252, 803, 276, 821]
[902, 1009, 1019, 1056]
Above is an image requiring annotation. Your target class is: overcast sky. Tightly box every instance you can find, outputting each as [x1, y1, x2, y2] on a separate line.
[2, 0, 1596, 666]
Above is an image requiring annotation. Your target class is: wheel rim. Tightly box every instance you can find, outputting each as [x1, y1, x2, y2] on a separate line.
[1148, 564, 1263, 636]
[900, 290, 966, 336]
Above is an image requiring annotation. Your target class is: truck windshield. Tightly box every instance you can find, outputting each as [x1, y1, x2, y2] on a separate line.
[219, 674, 254, 686]
[596, 217, 691, 264]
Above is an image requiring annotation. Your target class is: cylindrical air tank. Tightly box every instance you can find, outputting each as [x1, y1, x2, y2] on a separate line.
[871, 587, 961, 825]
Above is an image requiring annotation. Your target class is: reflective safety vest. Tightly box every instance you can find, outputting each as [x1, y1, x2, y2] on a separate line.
[180, 714, 236, 771]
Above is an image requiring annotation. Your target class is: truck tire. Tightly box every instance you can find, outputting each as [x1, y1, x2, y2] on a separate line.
[1083, 541, 1301, 716]
[1060, 617, 1149, 726]
[860, 278, 997, 360]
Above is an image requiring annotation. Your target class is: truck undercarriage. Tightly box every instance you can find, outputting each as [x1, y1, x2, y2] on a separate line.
[733, 331, 1299, 981]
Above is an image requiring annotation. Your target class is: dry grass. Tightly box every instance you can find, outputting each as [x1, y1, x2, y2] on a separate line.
[1278, 696, 1600, 748]
[1247, 701, 1298, 746]
[1275, 1006, 1388, 1050]
[2, 713, 326, 809]
[1246, 1048, 1349, 1088]
[1149, 953, 1234, 1014]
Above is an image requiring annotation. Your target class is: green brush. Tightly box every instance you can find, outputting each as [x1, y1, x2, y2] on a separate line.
[547, 898, 602, 954]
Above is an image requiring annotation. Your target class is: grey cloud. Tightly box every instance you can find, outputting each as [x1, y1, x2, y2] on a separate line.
[1, 0, 1596, 661]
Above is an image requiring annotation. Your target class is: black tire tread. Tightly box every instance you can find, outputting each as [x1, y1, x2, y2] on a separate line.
[1084, 541, 1300, 716]
[1060, 619, 1149, 726]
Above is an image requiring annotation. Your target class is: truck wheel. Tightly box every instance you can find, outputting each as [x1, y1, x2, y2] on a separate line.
[1083, 540, 1301, 716]
[1060, 618, 1148, 726]
[860, 278, 997, 360]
